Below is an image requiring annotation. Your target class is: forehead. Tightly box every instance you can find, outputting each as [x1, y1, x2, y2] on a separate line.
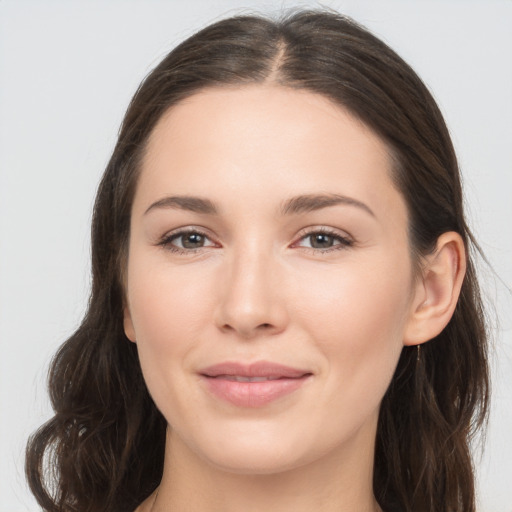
[136, 84, 405, 223]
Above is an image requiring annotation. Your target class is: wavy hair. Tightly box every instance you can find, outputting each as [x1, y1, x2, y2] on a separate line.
[26, 9, 489, 512]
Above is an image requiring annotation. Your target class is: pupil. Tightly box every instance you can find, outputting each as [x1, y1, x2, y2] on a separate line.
[311, 234, 333, 248]
[183, 233, 204, 248]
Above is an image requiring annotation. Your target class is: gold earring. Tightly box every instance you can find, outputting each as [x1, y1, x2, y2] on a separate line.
[416, 344, 421, 362]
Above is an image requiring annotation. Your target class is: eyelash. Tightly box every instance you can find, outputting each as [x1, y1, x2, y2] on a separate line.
[293, 227, 354, 254]
[157, 227, 354, 256]
[158, 228, 216, 255]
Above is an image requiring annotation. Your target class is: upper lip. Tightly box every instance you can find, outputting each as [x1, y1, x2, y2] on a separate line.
[199, 361, 311, 379]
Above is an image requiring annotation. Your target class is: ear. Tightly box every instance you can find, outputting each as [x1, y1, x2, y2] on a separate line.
[123, 306, 137, 343]
[403, 232, 466, 346]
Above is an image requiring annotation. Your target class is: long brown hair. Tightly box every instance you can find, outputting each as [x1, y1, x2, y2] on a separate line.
[26, 9, 489, 512]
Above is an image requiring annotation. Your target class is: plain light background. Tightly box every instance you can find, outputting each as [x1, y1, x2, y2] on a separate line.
[1, 1, 511, 510]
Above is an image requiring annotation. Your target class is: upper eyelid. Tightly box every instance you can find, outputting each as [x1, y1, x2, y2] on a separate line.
[159, 226, 353, 248]
[293, 226, 353, 243]
[161, 226, 214, 240]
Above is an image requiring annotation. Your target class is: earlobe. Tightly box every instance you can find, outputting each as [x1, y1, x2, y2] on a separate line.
[123, 306, 137, 343]
[404, 232, 466, 346]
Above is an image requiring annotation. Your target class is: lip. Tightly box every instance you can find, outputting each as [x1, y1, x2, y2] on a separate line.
[199, 361, 312, 408]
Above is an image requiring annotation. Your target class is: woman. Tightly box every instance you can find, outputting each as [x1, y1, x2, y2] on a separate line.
[25, 9, 489, 512]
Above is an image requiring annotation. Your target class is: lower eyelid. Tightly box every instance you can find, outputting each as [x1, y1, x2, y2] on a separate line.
[157, 229, 215, 249]
[295, 230, 353, 247]
[157, 228, 353, 252]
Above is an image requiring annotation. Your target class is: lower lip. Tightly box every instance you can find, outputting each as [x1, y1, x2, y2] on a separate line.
[201, 375, 310, 408]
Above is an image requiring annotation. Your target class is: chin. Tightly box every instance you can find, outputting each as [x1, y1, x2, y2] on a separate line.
[171, 422, 314, 476]
[202, 446, 307, 476]
[189, 420, 349, 478]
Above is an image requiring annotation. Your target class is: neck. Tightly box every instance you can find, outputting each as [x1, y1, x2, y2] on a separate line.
[146, 425, 381, 512]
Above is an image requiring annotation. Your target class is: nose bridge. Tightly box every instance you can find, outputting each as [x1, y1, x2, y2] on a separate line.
[215, 237, 286, 337]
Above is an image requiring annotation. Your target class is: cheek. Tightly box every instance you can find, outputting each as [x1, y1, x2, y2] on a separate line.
[124, 257, 217, 411]
[127, 259, 212, 346]
[295, 253, 411, 340]
[293, 256, 411, 407]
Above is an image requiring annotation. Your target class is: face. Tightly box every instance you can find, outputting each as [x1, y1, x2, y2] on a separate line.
[124, 85, 418, 474]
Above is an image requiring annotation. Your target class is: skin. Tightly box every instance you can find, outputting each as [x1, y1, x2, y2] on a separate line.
[124, 84, 465, 512]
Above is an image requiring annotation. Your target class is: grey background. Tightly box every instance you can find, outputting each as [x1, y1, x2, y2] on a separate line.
[1, 0, 511, 510]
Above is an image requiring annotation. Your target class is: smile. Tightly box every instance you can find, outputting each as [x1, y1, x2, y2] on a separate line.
[218, 375, 284, 382]
[199, 361, 312, 408]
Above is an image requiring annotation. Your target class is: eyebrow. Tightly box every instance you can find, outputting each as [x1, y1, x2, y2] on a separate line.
[144, 196, 218, 215]
[280, 193, 375, 217]
[144, 193, 375, 218]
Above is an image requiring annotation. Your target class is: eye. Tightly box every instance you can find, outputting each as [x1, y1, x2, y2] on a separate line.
[159, 229, 216, 253]
[294, 229, 353, 252]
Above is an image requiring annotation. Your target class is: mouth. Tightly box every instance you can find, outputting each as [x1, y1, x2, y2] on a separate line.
[199, 361, 313, 408]
[213, 375, 288, 382]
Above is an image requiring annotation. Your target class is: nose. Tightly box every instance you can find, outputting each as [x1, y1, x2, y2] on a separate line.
[213, 246, 288, 339]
